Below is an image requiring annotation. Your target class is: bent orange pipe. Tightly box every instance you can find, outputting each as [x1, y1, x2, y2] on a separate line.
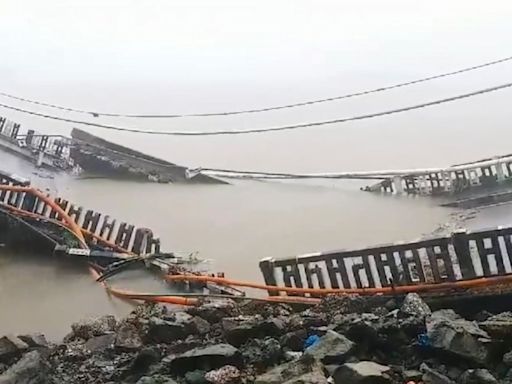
[0, 185, 85, 244]
[165, 272, 512, 296]
[89, 266, 198, 305]
[0, 186, 196, 305]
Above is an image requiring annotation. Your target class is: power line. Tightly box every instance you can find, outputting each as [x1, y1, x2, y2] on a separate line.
[0, 81, 511, 136]
[1, 55, 512, 118]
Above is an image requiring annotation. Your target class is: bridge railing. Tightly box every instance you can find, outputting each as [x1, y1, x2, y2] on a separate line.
[0, 116, 71, 160]
[0, 175, 160, 255]
[259, 225, 512, 296]
[366, 155, 512, 195]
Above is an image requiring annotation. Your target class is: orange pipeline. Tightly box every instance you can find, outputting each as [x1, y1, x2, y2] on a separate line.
[88, 266, 199, 305]
[0, 185, 85, 244]
[1, 201, 131, 256]
[165, 272, 512, 296]
[0, 186, 199, 305]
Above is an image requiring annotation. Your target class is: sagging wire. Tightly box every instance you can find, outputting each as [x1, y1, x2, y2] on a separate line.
[1, 55, 511, 118]
[0, 82, 510, 135]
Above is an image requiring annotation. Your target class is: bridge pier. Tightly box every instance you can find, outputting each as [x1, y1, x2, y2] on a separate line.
[392, 176, 404, 194]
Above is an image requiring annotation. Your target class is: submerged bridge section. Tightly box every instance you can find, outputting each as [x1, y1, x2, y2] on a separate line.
[259, 224, 512, 298]
[0, 116, 71, 170]
[0, 170, 161, 255]
[362, 155, 512, 196]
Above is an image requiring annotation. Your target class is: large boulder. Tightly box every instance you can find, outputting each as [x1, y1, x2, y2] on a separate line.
[426, 310, 493, 364]
[304, 330, 355, 364]
[0, 350, 49, 384]
[333, 361, 391, 384]
[167, 344, 242, 374]
[0, 336, 28, 362]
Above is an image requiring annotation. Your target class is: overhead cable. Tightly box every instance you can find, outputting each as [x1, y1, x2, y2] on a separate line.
[1, 55, 512, 118]
[0, 82, 511, 136]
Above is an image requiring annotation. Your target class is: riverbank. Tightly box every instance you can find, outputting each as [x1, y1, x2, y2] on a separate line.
[2, 295, 512, 384]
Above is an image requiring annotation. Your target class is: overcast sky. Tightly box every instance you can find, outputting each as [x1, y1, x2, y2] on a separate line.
[1, 0, 512, 170]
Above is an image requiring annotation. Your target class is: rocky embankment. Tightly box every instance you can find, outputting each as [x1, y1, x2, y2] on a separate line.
[2, 294, 512, 383]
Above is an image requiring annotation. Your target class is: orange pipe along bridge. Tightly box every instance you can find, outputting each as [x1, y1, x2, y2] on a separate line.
[4, 169, 512, 311]
[0, 170, 244, 306]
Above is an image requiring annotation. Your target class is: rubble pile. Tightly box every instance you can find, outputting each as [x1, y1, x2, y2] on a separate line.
[2, 294, 512, 383]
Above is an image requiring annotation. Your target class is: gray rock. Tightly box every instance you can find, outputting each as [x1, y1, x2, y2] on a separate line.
[204, 365, 240, 384]
[184, 370, 208, 384]
[446, 367, 463, 381]
[146, 314, 194, 343]
[136, 376, 178, 384]
[192, 316, 211, 335]
[288, 311, 328, 330]
[222, 316, 285, 347]
[17, 334, 48, 349]
[0, 336, 28, 362]
[283, 371, 327, 384]
[403, 369, 423, 381]
[240, 337, 282, 367]
[399, 293, 431, 318]
[333, 361, 391, 384]
[187, 300, 240, 323]
[480, 312, 512, 338]
[426, 310, 493, 364]
[254, 358, 324, 384]
[334, 313, 379, 344]
[284, 351, 303, 361]
[458, 369, 497, 384]
[0, 350, 49, 384]
[304, 330, 355, 364]
[128, 347, 161, 376]
[280, 330, 307, 351]
[84, 334, 115, 353]
[421, 364, 455, 384]
[167, 344, 242, 374]
[504, 350, 512, 366]
[115, 324, 142, 351]
[70, 315, 116, 340]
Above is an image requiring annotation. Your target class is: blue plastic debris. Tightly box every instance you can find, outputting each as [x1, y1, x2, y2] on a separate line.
[417, 333, 430, 347]
[304, 334, 321, 350]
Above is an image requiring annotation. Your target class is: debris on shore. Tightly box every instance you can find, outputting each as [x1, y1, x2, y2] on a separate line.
[2, 294, 512, 384]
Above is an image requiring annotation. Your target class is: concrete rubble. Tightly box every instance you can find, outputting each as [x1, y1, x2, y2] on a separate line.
[3, 294, 512, 383]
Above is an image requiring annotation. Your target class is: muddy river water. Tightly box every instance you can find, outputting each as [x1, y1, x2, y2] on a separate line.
[1, 149, 511, 340]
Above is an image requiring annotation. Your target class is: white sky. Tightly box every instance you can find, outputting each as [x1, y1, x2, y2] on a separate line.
[0, 0, 512, 170]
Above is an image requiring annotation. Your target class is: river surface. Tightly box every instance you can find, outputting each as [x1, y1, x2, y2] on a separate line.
[1, 149, 511, 340]
[1, 0, 512, 340]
